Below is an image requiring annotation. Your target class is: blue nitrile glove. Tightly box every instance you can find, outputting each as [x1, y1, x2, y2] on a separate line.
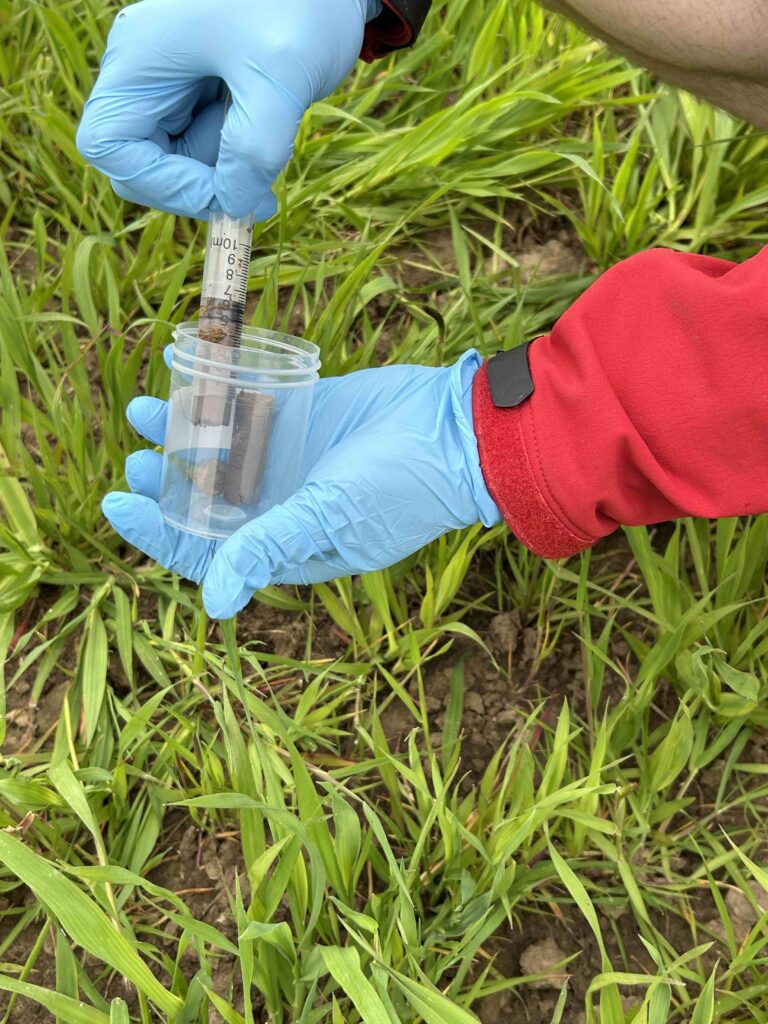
[103, 350, 501, 619]
[77, 0, 382, 219]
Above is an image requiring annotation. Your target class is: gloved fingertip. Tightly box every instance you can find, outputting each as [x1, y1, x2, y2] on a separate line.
[252, 191, 278, 223]
[163, 343, 174, 368]
[124, 452, 143, 491]
[203, 543, 270, 618]
[126, 395, 167, 445]
[125, 396, 146, 429]
[211, 187, 276, 222]
[201, 595, 234, 621]
[102, 490, 133, 526]
[101, 491, 124, 515]
[201, 575, 249, 620]
[124, 449, 163, 498]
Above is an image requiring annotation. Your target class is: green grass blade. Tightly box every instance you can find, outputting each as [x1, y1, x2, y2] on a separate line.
[320, 947, 391, 1024]
[80, 609, 109, 746]
[0, 977, 110, 1024]
[0, 832, 181, 1017]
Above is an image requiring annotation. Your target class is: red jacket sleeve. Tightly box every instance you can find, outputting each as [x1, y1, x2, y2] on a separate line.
[472, 246, 768, 557]
[361, 0, 431, 61]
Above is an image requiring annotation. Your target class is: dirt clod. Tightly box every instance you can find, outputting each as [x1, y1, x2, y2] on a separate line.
[465, 691, 485, 715]
[519, 937, 569, 990]
[705, 880, 768, 942]
[488, 611, 521, 655]
[516, 235, 584, 283]
[726, 880, 768, 925]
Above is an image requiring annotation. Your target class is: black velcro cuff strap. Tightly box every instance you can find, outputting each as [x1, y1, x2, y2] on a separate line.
[486, 342, 535, 408]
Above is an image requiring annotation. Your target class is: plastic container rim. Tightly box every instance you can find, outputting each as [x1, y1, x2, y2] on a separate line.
[173, 322, 320, 374]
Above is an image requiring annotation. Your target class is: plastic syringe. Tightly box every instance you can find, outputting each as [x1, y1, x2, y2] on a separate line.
[190, 209, 254, 426]
[189, 206, 274, 506]
[198, 209, 253, 347]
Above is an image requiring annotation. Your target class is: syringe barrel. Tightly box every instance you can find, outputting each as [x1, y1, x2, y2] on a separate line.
[198, 209, 254, 347]
[192, 210, 254, 426]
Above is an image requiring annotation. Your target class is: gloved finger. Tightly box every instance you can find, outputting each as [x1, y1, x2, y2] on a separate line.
[111, 101, 227, 216]
[126, 396, 168, 446]
[272, 554, 352, 587]
[202, 486, 336, 618]
[125, 449, 163, 501]
[102, 492, 214, 583]
[164, 344, 174, 368]
[105, 155, 215, 219]
[157, 99, 225, 164]
[77, 86, 217, 218]
[213, 74, 303, 219]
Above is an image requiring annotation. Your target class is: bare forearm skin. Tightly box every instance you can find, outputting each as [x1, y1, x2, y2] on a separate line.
[544, 0, 768, 128]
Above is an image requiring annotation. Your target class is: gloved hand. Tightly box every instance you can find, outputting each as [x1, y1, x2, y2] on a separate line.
[77, 0, 381, 219]
[103, 350, 501, 619]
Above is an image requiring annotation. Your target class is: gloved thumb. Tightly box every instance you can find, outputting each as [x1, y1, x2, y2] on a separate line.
[213, 74, 304, 220]
[202, 487, 332, 618]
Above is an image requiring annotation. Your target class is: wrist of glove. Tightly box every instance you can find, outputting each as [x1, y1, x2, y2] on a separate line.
[103, 350, 500, 619]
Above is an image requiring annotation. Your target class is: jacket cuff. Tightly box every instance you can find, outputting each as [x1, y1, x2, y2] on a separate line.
[473, 246, 768, 559]
[361, 0, 431, 61]
[472, 361, 595, 559]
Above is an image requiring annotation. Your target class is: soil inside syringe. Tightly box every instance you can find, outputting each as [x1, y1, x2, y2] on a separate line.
[198, 297, 246, 347]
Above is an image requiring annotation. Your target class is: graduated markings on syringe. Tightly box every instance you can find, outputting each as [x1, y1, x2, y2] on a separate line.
[191, 210, 255, 425]
[187, 207, 276, 510]
[198, 212, 254, 347]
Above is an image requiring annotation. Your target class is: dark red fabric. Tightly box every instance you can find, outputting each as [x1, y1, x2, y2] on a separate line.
[361, 0, 413, 61]
[473, 246, 768, 558]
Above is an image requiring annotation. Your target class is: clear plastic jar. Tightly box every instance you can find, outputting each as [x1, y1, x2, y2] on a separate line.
[159, 323, 320, 540]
